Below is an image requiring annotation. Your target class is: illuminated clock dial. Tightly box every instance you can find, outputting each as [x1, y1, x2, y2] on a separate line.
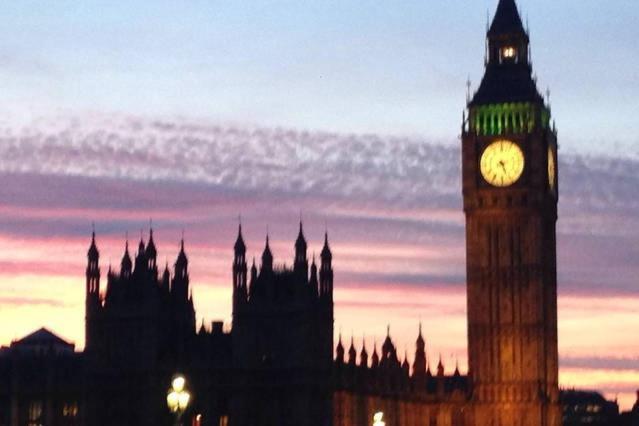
[548, 147, 556, 190]
[480, 140, 525, 187]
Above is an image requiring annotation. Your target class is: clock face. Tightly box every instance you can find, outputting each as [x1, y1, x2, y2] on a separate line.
[548, 147, 556, 190]
[480, 140, 525, 187]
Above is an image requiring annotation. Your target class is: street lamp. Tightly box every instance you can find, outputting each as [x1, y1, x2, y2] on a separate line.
[373, 412, 386, 426]
[167, 375, 190, 426]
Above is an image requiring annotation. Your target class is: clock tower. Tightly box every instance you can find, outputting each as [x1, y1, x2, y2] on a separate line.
[462, 1, 560, 425]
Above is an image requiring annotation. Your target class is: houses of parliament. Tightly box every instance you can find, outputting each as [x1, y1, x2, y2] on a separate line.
[1, 0, 637, 425]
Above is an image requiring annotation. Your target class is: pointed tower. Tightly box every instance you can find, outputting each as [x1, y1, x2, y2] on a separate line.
[261, 235, 273, 274]
[413, 323, 427, 386]
[359, 337, 369, 368]
[335, 333, 345, 365]
[402, 352, 410, 377]
[85, 230, 101, 351]
[233, 224, 248, 308]
[146, 227, 158, 276]
[172, 239, 189, 301]
[249, 257, 257, 295]
[371, 340, 380, 369]
[463, 1, 560, 425]
[86, 230, 100, 300]
[294, 221, 308, 282]
[309, 255, 319, 297]
[161, 262, 170, 291]
[319, 232, 333, 299]
[121, 239, 132, 279]
[134, 234, 147, 274]
[348, 336, 357, 366]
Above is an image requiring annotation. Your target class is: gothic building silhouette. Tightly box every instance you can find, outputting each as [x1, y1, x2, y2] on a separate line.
[7, 0, 630, 425]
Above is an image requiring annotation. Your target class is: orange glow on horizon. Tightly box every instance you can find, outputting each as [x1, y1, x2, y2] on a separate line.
[0, 233, 638, 410]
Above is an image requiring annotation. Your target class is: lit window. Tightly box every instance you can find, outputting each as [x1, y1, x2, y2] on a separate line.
[63, 402, 78, 417]
[219, 415, 229, 426]
[27, 401, 43, 426]
[502, 46, 517, 59]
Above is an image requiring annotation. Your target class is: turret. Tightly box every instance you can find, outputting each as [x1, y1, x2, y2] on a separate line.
[335, 334, 344, 365]
[161, 262, 170, 291]
[294, 221, 308, 282]
[233, 224, 248, 307]
[309, 255, 318, 297]
[146, 227, 158, 275]
[172, 239, 189, 300]
[348, 336, 357, 367]
[121, 239, 132, 278]
[437, 355, 445, 377]
[250, 258, 257, 290]
[371, 341, 380, 369]
[436, 355, 445, 396]
[319, 232, 333, 299]
[402, 352, 410, 376]
[85, 230, 100, 351]
[382, 326, 393, 360]
[413, 323, 427, 376]
[261, 235, 273, 274]
[86, 231, 100, 299]
[359, 338, 368, 368]
[134, 235, 147, 274]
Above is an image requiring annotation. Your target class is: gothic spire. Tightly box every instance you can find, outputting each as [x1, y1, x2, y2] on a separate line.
[437, 354, 445, 377]
[360, 336, 368, 367]
[146, 225, 157, 258]
[348, 336, 357, 366]
[321, 231, 331, 260]
[234, 223, 246, 253]
[488, 0, 526, 38]
[295, 220, 307, 251]
[261, 234, 273, 271]
[371, 339, 380, 368]
[121, 238, 132, 276]
[336, 333, 345, 364]
[175, 238, 188, 279]
[87, 229, 99, 260]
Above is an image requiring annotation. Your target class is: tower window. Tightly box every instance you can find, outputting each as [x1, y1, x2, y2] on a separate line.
[501, 46, 517, 63]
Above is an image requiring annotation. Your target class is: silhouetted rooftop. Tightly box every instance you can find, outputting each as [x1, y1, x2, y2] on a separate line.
[488, 0, 526, 38]
[470, 63, 543, 105]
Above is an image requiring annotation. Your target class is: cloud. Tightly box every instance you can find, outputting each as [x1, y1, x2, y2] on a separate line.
[0, 113, 638, 409]
[561, 356, 639, 372]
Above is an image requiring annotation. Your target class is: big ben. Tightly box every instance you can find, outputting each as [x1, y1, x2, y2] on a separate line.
[463, 1, 560, 425]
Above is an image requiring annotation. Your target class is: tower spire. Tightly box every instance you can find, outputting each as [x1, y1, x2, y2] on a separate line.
[488, 0, 526, 37]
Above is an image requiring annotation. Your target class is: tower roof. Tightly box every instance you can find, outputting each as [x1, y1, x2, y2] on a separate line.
[88, 231, 99, 259]
[416, 322, 425, 347]
[296, 221, 307, 248]
[470, 66, 543, 105]
[470, 0, 543, 106]
[234, 224, 246, 252]
[262, 235, 273, 263]
[488, 0, 526, 38]
[121, 240, 132, 271]
[146, 227, 157, 257]
[321, 232, 331, 259]
[176, 239, 188, 266]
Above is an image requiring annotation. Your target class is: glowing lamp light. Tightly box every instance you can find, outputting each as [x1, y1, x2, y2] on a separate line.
[373, 411, 386, 426]
[167, 374, 191, 422]
[172, 376, 186, 392]
[167, 391, 180, 412]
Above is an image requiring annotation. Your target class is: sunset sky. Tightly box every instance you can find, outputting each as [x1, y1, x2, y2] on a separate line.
[0, 0, 638, 410]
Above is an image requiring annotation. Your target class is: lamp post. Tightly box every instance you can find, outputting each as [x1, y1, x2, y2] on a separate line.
[373, 412, 386, 426]
[167, 375, 190, 426]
